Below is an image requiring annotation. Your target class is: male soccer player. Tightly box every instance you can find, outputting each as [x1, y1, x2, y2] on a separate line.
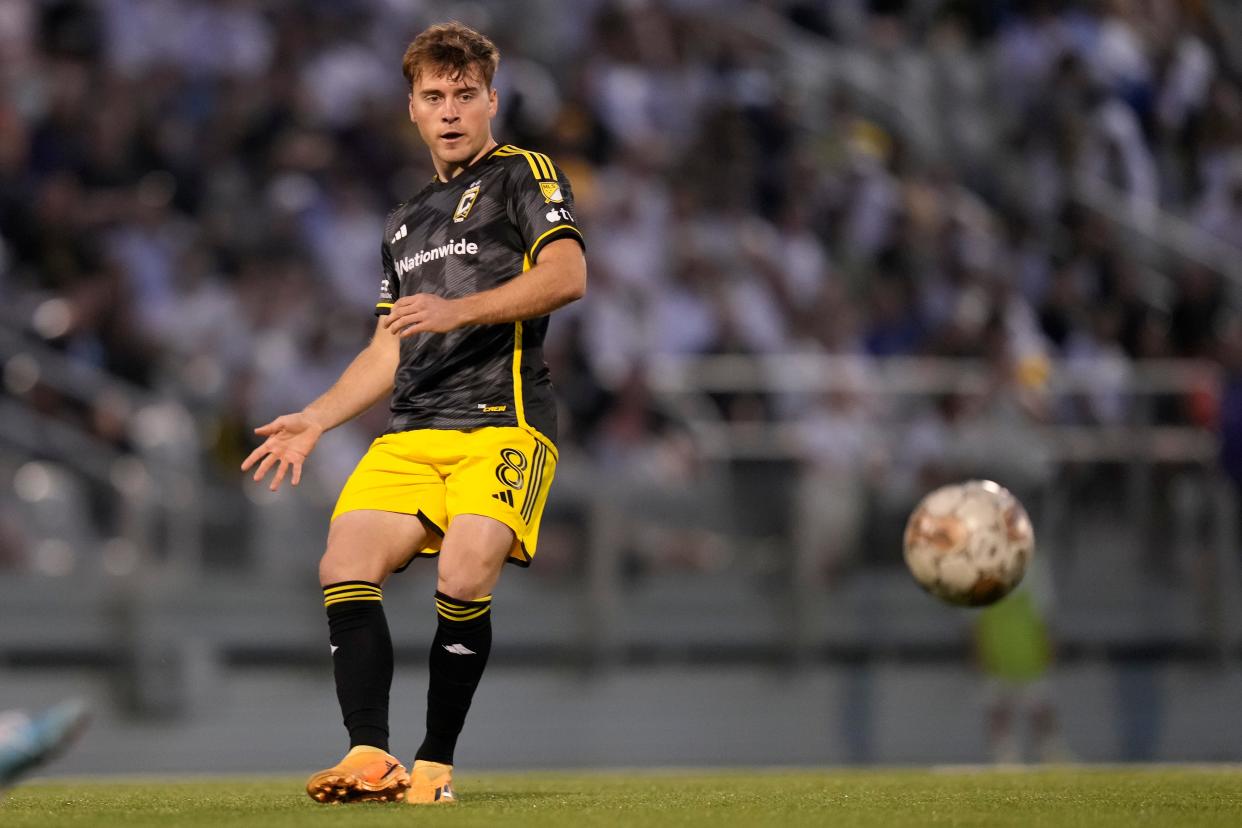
[241, 22, 585, 805]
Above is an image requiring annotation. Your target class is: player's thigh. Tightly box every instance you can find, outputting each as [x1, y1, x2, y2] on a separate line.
[436, 514, 515, 599]
[332, 434, 450, 533]
[320, 510, 430, 586]
[444, 427, 557, 569]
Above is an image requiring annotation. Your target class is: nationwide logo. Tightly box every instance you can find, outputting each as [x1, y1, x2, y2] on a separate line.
[453, 180, 482, 222]
[394, 239, 479, 276]
[390, 224, 407, 244]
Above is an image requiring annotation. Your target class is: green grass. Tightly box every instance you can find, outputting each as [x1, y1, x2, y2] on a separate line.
[2, 768, 1240, 827]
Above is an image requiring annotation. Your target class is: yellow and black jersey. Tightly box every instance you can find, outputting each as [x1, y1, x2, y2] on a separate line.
[376, 143, 584, 445]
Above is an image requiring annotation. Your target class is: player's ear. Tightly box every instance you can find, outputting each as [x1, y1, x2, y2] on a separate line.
[408, 92, 418, 125]
[487, 86, 498, 118]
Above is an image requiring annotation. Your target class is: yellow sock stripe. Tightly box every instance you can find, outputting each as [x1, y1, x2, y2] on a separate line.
[436, 593, 492, 604]
[323, 583, 382, 608]
[435, 597, 492, 614]
[435, 595, 491, 613]
[327, 588, 385, 603]
[437, 603, 489, 615]
[323, 583, 382, 597]
[435, 591, 491, 605]
[322, 583, 380, 595]
[325, 594, 384, 607]
[437, 605, 491, 622]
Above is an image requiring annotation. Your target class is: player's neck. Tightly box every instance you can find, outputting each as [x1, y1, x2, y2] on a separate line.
[432, 138, 498, 183]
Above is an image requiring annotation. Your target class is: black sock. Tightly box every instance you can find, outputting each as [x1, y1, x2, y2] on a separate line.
[323, 581, 392, 752]
[415, 591, 493, 765]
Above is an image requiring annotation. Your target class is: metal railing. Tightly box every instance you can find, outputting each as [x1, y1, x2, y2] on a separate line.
[0, 319, 204, 577]
[2, 351, 1238, 715]
[629, 354, 1241, 665]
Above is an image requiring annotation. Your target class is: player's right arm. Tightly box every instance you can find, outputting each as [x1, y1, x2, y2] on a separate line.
[241, 319, 399, 492]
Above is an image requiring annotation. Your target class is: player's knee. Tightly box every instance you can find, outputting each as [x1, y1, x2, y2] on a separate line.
[319, 544, 384, 587]
[435, 569, 490, 602]
[318, 550, 352, 587]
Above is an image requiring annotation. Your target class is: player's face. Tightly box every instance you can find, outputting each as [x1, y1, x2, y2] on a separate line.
[408, 67, 498, 171]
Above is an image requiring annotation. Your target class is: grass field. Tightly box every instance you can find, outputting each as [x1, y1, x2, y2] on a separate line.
[2, 767, 1240, 827]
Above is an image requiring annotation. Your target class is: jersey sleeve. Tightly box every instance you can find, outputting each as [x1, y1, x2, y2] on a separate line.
[375, 238, 398, 316]
[505, 151, 585, 263]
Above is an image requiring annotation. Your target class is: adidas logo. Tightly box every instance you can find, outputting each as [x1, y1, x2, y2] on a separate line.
[390, 224, 407, 244]
[491, 490, 514, 507]
[442, 644, 476, 656]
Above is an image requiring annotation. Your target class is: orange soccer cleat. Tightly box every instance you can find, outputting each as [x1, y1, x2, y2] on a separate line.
[305, 746, 411, 804]
[403, 759, 456, 805]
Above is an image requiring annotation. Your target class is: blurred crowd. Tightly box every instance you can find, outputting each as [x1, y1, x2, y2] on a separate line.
[2, 0, 1241, 572]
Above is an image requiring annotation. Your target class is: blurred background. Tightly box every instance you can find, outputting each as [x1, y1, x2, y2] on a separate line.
[2, 0, 1242, 773]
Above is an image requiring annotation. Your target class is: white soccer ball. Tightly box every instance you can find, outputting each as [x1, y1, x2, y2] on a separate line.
[902, 480, 1034, 607]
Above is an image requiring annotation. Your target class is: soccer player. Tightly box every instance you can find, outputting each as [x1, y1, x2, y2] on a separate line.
[241, 22, 585, 805]
[974, 561, 1072, 763]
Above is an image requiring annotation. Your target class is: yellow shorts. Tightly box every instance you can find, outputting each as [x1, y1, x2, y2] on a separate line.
[332, 427, 558, 568]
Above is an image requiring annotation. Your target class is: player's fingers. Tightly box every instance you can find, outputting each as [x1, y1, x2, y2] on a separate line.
[398, 310, 431, 337]
[382, 308, 409, 330]
[392, 299, 423, 319]
[291, 460, 303, 487]
[240, 443, 269, 471]
[270, 459, 290, 492]
[251, 452, 279, 482]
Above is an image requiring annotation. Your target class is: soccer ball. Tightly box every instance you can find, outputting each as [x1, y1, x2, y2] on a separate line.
[902, 480, 1034, 607]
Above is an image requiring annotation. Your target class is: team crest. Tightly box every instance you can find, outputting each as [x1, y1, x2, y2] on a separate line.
[453, 180, 482, 223]
[539, 181, 563, 203]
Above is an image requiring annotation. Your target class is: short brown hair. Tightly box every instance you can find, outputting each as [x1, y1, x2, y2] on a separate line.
[402, 22, 500, 89]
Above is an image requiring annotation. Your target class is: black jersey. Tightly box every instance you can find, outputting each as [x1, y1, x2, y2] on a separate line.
[375, 143, 583, 445]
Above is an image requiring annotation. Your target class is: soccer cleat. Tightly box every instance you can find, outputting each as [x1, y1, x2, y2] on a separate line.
[305, 745, 410, 804]
[0, 699, 90, 788]
[403, 759, 455, 805]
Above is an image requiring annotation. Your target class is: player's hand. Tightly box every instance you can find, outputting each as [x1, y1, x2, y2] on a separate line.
[381, 293, 469, 337]
[240, 413, 324, 492]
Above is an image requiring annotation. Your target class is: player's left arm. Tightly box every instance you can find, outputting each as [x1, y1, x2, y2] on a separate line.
[381, 237, 585, 335]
